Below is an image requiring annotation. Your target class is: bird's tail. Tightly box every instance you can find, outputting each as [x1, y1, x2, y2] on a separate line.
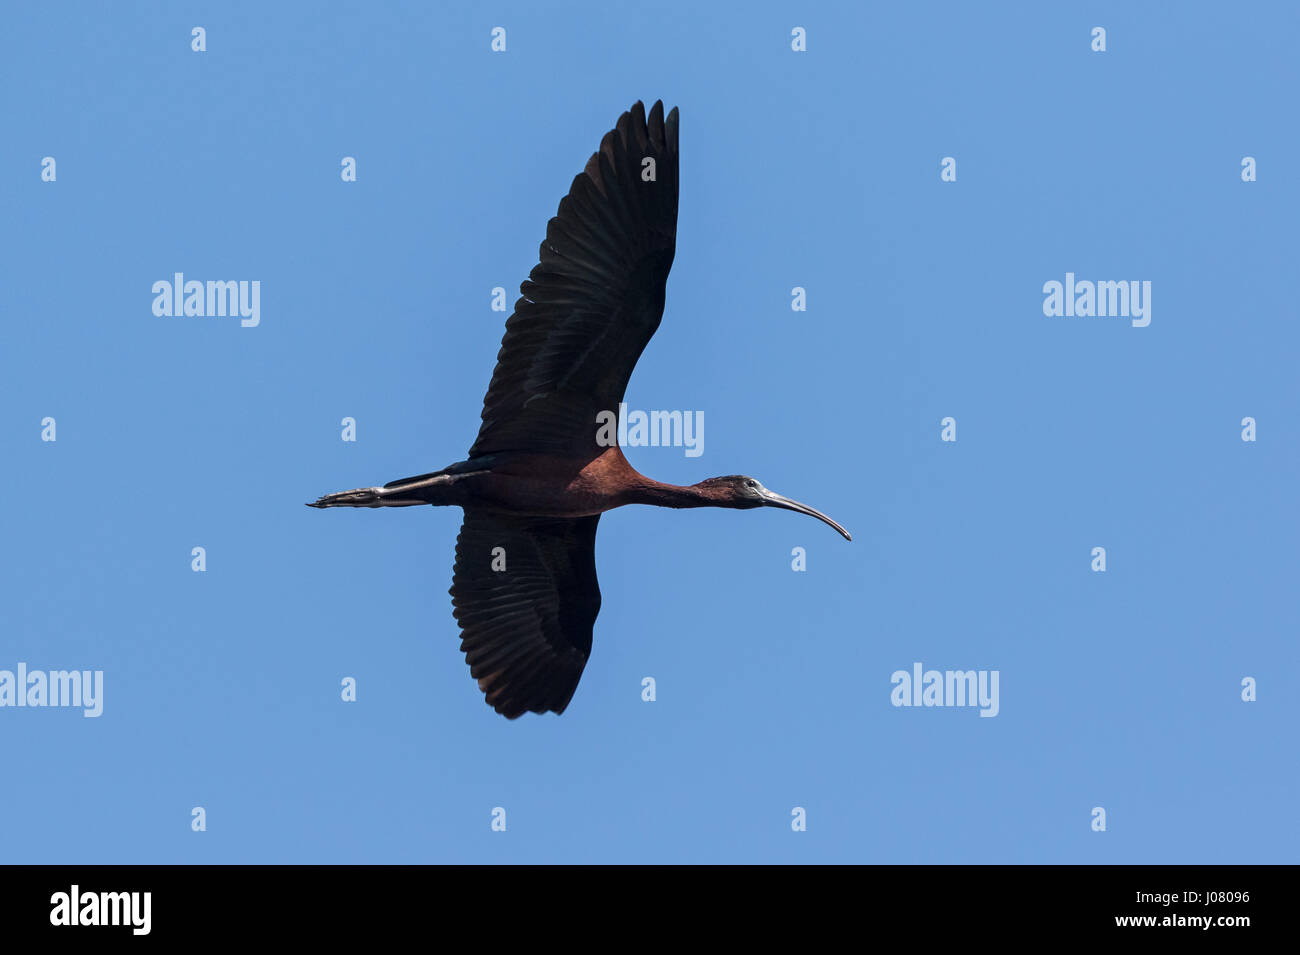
[306, 486, 408, 508]
[308, 464, 472, 509]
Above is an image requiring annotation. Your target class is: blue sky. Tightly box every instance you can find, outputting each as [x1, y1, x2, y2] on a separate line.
[2, 1, 1296, 863]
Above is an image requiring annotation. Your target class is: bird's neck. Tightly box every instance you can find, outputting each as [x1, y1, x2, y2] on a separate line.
[626, 478, 726, 509]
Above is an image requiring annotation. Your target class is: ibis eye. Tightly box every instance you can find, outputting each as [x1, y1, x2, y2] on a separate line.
[745, 480, 757, 489]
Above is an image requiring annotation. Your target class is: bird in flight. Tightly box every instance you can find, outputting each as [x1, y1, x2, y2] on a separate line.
[310, 100, 850, 718]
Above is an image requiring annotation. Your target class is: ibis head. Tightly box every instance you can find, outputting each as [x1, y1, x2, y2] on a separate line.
[694, 475, 852, 541]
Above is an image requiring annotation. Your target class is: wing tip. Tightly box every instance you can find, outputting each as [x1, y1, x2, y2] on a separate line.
[625, 99, 676, 151]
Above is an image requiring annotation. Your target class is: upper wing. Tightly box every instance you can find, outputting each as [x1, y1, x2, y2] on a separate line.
[470, 100, 679, 457]
[449, 510, 602, 718]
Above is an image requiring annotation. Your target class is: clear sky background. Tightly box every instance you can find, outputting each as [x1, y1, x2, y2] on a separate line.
[2, 2, 1296, 863]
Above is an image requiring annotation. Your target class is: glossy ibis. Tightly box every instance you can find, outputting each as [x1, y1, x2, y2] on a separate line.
[310, 100, 850, 718]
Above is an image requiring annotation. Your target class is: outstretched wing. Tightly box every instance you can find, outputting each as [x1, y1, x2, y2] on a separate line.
[449, 510, 602, 718]
[470, 100, 680, 457]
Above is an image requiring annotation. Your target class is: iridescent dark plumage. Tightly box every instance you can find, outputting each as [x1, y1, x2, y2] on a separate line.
[310, 101, 849, 719]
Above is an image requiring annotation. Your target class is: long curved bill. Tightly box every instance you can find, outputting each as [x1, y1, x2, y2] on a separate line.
[761, 489, 852, 541]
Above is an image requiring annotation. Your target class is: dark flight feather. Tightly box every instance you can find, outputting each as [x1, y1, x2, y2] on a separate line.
[450, 511, 602, 718]
[470, 100, 679, 458]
